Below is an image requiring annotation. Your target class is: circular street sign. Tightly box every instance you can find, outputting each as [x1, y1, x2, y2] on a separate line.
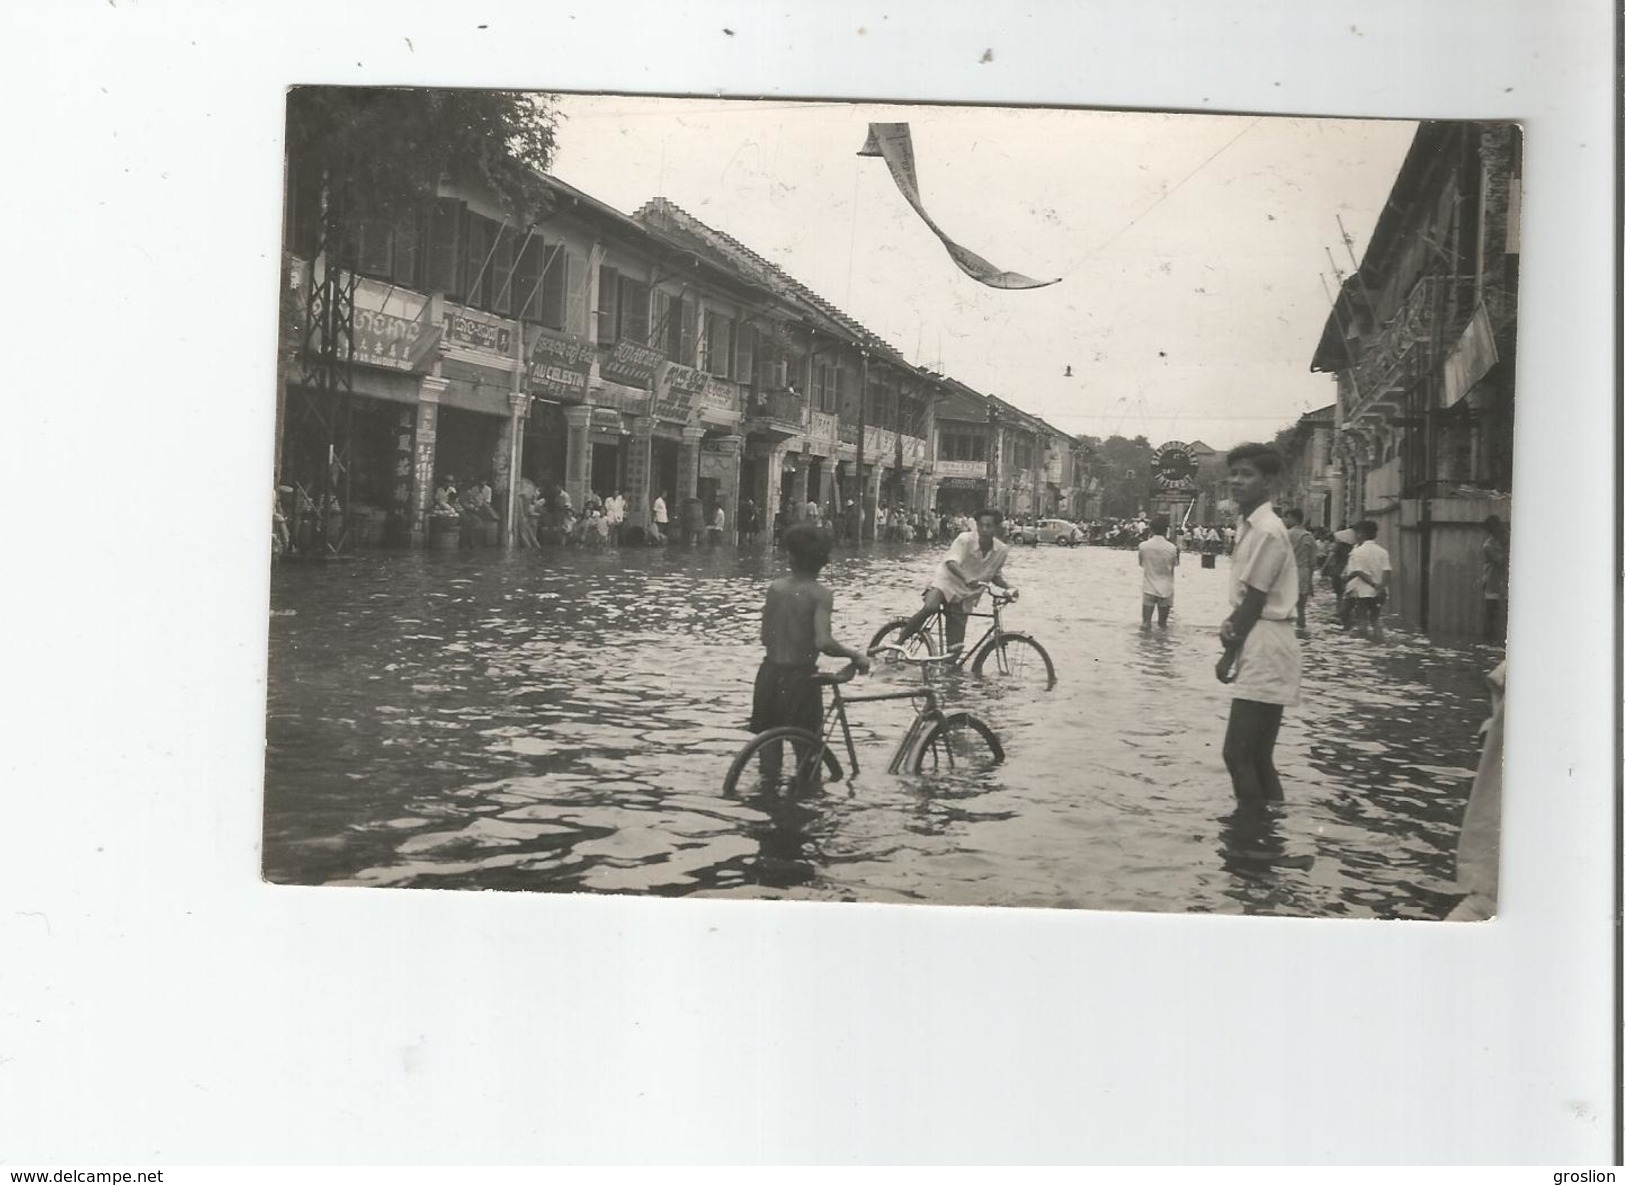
[1152, 441, 1198, 490]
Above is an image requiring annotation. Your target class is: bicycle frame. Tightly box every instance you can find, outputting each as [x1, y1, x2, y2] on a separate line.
[925, 596, 1011, 667]
[817, 680, 944, 780]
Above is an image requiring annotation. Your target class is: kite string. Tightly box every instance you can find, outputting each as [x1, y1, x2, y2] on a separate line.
[844, 155, 861, 309]
[1067, 116, 1265, 275]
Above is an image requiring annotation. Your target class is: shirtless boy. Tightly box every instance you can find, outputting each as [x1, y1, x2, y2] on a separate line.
[749, 524, 871, 737]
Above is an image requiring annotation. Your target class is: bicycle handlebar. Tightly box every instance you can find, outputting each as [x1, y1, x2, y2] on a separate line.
[813, 663, 862, 685]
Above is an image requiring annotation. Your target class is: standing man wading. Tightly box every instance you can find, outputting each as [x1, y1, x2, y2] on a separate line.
[1215, 443, 1301, 815]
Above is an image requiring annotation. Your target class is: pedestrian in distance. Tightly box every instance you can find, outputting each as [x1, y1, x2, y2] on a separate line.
[651, 490, 669, 545]
[1326, 526, 1357, 625]
[1343, 520, 1392, 641]
[1282, 507, 1317, 638]
[748, 523, 872, 739]
[739, 496, 759, 546]
[1137, 515, 1179, 630]
[708, 502, 726, 546]
[1214, 443, 1301, 819]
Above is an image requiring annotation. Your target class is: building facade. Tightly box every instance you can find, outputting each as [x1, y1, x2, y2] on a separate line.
[279, 169, 1088, 550]
[1310, 122, 1519, 634]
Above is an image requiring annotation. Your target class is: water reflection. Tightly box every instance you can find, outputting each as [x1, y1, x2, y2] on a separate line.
[265, 543, 1500, 916]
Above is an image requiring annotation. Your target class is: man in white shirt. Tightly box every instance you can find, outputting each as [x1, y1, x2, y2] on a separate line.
[1136, 514, 1179, 629]
[651, 491, 668, 544]
[893, 508, 1019, 652]
[1342, 519, 1393, 641]
[1215, 443, 1301, 816]
[604, 490, 626, 545]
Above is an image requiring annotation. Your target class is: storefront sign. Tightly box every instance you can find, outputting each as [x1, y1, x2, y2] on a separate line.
[653, 361, 706, 422]
[530, 326, 595, 369]
[865, 427, 898, 457]
[443, 310, 513, 354]
[936, 459, 987, 480]
[590, 407, 625, 433]
[663, 362, 710, 395]
[530, 362, 590, 402]
[527, 327, 594, 402]
[701, 378, 741, 416]
[937, 475, 987, 490]
[602, 339, 662, 387]
[353, 308, 432, 371]
[807, 411, 838, 451]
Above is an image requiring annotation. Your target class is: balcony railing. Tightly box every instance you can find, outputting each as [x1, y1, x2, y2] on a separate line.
[744, 389, 807, 430]
[1347, 274, 1474, 419]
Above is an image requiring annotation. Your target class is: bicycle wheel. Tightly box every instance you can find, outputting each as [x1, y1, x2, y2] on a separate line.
[909, 712, 1004, 773]
[971, 634, 1057, 689]
[868, 618, 939, 662]
[722, 727, 839, 798]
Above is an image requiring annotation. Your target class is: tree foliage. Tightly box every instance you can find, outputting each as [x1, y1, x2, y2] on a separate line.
[285, 86, 562, 236]
[1073, 433, 1155, 518]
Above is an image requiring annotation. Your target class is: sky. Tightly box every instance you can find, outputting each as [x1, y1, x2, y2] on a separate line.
[543, 94, 1416, 449]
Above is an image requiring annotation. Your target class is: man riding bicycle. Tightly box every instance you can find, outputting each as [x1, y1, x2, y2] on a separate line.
[895, 507, 1020, 653]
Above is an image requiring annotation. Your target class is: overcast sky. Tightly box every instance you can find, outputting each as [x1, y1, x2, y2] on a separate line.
[545, 94, 1416, 448]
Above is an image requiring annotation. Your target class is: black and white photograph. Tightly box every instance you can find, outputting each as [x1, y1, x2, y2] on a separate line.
[6, 0, 1613, 1167]
[267, 90, 1518, 919]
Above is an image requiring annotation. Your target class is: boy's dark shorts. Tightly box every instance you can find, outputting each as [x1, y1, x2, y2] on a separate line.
[748, 661, 823, 734]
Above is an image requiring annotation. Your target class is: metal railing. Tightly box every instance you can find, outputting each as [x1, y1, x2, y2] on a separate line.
[1346, 274, 1474, 419]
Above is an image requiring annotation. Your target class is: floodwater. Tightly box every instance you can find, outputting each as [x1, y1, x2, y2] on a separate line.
[263, 540, 1504, 917]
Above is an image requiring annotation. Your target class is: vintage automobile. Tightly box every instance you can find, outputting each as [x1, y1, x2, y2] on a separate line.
[1033, 518, 1086, 546]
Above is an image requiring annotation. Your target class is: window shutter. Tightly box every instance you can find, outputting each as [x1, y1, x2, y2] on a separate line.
[425, 199, 465, 298]
[565, 251, 590, 337]
[390, 213, 419, 289]
[539, 243, 567, 329]
[357, 219, 393, 277]
[597, 265, 620, 343]
[650, 289, 670, 355]
[680, 297, 698, 366]
[619, 276, 649, 344]
[511, 233, 542, 321]
[491, 225, 517, 315]
[462, 215, 492, 309]
[734, 322, 756, 384]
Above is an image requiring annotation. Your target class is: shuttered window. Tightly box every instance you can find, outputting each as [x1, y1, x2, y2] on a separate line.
[425, 198, 465, 298]
[564, 251, 591, 337]
[510, 234, 544, 322]
[597, 265, 620, 343]
[390, 214, 419, 289]
[462, 215, 493, 309]
[734, 322, 756, 385]
[705, 312, 733, 377]
[679, 297, 698, 366]
[490, 225, 517, 315]
[539, 243, 568, 330]
[356, 219, 394, 278]
[619, 277, 650, 344]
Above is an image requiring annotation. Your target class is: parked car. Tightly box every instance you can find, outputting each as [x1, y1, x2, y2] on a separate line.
[1034, 518, 1085, 546]
[1006, 519, 1040, 545]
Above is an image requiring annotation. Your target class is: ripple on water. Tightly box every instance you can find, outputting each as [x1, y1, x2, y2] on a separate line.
[265, 545, 1498, 916]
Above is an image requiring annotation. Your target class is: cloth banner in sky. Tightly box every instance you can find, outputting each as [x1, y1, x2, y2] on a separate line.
[857, 122, 1059, 290]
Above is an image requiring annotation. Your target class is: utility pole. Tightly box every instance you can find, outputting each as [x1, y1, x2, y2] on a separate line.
[856, 347, 868, 545]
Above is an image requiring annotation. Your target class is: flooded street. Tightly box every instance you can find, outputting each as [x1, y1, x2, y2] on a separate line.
[264, 541, 1503, 917]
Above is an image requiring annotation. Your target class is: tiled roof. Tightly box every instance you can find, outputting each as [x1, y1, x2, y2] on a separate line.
[633, 196, 909, 364]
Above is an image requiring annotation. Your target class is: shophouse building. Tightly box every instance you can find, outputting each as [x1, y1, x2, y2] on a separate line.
[1310, 122, 1518, 634]
[280, 165, 1079, 551]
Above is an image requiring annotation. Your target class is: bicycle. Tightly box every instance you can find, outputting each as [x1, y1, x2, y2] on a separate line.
[722, 651, 1004, 799]
[867, 590, 1057, 689]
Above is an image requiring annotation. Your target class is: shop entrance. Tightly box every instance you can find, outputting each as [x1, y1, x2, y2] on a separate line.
[651, 436, 680, 507]
[522, 403, 567, 494]
[591, 440, 623, 499]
